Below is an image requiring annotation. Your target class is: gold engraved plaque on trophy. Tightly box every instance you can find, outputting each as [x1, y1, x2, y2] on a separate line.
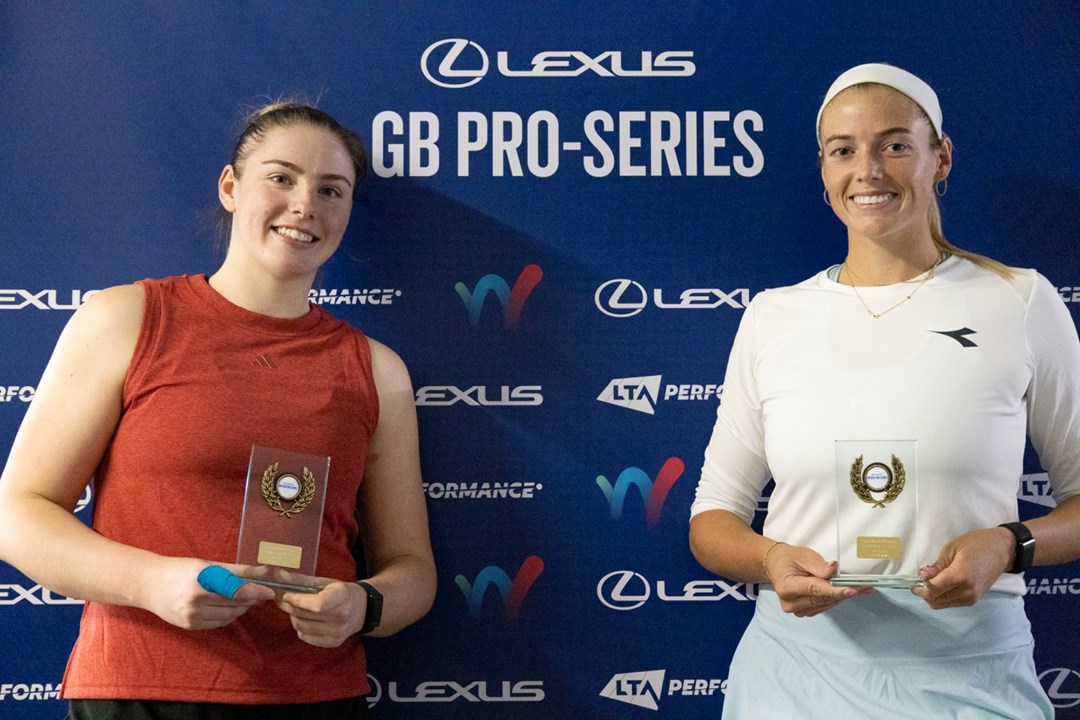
[236, 445, 330, 593]
[831, 440, 924, 588]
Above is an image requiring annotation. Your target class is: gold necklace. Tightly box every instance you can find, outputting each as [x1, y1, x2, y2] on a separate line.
[840, 258, 940, 319]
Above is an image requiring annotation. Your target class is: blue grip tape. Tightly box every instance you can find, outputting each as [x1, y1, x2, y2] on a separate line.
[197, 565, 246, 598]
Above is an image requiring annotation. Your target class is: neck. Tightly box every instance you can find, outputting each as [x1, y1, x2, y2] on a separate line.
[840, 234, 941, 286]
[208, 259, 314, 318]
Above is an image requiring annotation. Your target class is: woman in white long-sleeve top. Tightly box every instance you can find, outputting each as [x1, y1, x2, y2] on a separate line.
[689, 63, 1080, 719]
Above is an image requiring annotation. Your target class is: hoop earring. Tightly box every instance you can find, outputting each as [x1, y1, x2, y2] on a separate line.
[935, 178, 948, 197]
[823, 188, 831, 206]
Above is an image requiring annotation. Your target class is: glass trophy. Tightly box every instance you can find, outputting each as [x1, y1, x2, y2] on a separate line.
[831, 440, 924, 588]
[236, 445, 330, 594]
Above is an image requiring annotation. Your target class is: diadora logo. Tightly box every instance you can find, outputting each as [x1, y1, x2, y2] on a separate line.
[455, 264, 542, 330]
[1039, 668, 1080, 709]
[0, 289, 99, 310]
[601, 670, 666, 711]
[0, 584, 83, 606]
[597, 570, 759, 611]
[601, 671, 727, 711]
[930, 327, 978, 347]
[415, 385, 543, 407]
[598, 376, 722, 415]
[596, 457, 683, 528]
[0, 386, 35, 403]
[309, 288, 401, 306]
[0, 683, 61, 702]
[421, 39, 695, 89]
[595, 279, 749, 318]
[1018, 473, 1056, 509]
[455, 555, 544, 622]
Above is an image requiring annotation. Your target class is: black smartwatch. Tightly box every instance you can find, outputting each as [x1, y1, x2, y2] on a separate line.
[998, 522, 1035, 574]
[356, 581, 383, 635]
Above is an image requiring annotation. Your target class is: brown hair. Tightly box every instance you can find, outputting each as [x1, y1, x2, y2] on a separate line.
[212, 102, 367, 256]
[229, 102, 368, 192]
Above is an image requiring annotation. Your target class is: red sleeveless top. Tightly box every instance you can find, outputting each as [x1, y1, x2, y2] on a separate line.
[62, 274, 379, 703]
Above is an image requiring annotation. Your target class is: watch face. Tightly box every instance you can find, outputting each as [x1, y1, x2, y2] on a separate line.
[1020, 537, 1036, 564]
[1001, 523, 1035, 573]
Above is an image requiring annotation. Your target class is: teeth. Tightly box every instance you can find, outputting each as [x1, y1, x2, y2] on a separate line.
[276, 227, 316, 243]
[852, 194, 893, 206]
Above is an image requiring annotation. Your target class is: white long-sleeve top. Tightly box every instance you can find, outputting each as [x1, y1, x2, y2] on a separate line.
[692, 256, 1080, 594]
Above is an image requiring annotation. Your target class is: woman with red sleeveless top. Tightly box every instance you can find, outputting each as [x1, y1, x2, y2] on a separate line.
[0, 103, 436, 719]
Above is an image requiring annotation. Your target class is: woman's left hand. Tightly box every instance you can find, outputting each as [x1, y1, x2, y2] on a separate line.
[912, 526, 1014, 609]
[277, 581, 367, 648]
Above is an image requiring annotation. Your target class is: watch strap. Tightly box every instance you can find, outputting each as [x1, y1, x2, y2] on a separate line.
[356, 580, 383, 634]
[998, 522, 1035, 574]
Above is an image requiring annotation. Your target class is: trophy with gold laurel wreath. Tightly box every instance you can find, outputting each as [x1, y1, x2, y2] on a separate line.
[831, 440, 924, 588]
[236, 445, 330, 593]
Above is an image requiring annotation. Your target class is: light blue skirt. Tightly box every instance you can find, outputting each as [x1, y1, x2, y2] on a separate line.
[721, 588, 1052, 719]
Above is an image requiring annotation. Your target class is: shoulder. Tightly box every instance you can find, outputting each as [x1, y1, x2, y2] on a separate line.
[741, 271, 828, 319]
[1017, 270, 1076, 334]
[945, 256, 1040, 302]
[950, 259, 1074, 333]
[971, 261, 1067, 317]
[68, 284, 145, 342]
[1013, 268, 1062, 311]
[365, 337, 414, 396]
[45, 284, 145, 387]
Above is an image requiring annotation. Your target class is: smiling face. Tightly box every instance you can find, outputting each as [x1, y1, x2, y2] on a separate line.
[819, 84, 951, 249]
[218, 122, 356, 283]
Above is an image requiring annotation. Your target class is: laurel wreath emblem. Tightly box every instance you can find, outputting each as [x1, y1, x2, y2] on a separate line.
[261, 462, 316, 517]
[849, 454, 906, 508]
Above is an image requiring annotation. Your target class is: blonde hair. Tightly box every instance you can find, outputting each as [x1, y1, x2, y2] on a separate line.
[928, 200, 1013, 280]
[925, 139, 1013, 280]
[821, 81, 1014, 281]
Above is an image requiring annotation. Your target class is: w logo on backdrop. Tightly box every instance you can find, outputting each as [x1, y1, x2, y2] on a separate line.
[596, 457, 684, 528]
[455, 264, 543, 330]
[455, 555, 544, 622]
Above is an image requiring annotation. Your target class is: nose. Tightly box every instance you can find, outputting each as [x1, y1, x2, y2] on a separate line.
[290, 185, 316, 219]
[856, 149, 883, 182]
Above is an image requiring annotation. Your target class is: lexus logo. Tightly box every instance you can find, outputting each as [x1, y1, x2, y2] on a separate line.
[1040, 668, 1080, 709]
[421, 40, 696, 89]
[595, 279, 648, 318]
[366, 675, 382, 708]
[597, 571, 650, 610]
[421, 39, 488, 88]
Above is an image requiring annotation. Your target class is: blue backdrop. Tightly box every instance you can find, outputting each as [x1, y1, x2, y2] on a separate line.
[2, 2, 1079, 718]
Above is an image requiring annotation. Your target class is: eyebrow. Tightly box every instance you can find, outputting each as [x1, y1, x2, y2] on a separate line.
[822, 127, 916, 146]
[262, 159, 354, 188]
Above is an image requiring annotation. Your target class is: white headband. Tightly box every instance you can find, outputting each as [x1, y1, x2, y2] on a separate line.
[816, 63, 943, 147]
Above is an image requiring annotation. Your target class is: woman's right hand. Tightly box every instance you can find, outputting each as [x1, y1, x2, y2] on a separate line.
[765, 543, 868, 618]
[143, 559, 276, 630]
